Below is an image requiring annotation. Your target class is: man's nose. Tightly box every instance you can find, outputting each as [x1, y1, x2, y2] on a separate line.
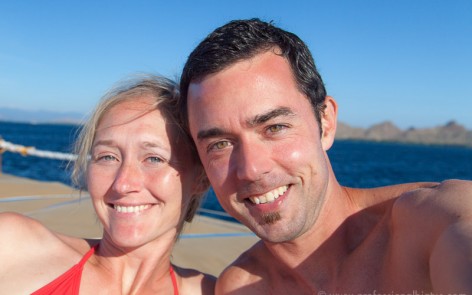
[112, 162, 143, 194]
[235, 140, 272, 181]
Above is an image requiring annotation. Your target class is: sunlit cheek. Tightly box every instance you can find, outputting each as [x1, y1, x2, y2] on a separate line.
[288, 150, 302, 162]
[282, 137, 320, 164]
[87, 166, 115, 197]
[86, 167, 101, 193]
[149, 170, 184, 203]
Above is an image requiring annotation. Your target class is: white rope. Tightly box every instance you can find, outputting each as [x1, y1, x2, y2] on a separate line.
[0, 139, 77, 161]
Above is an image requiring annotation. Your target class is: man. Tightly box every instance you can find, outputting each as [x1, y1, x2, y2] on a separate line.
[180, 19, 472, 294]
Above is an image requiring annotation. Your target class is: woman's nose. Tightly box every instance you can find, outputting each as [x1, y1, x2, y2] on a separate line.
[112, 162, 144, 194]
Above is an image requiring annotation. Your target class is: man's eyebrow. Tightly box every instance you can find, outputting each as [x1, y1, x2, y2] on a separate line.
[196, 107, 295, 141]
[197, 128, 226, 141]
[247, 107, 295, 127]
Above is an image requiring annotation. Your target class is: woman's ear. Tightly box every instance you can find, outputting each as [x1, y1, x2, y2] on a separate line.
[320, 96, 338, 151]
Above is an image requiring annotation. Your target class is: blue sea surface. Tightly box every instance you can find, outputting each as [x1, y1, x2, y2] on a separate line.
[1, 121, 471, 220]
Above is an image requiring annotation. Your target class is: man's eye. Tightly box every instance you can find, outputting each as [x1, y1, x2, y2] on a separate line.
[209, 140, 231, 151]
[267, 124, 286, 133]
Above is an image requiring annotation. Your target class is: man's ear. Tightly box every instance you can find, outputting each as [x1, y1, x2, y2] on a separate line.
[320, 96, 338, 151]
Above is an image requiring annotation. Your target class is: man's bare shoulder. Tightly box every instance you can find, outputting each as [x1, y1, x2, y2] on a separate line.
[385, 179, 472, 254]
[391, 179, 472, 291]
[393, 179, 472, 223]
[216, 241, 269, 295]
[355, 181, 439, 208]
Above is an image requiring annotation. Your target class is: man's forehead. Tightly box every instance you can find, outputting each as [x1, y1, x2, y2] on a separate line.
[186, 51, 308, 128]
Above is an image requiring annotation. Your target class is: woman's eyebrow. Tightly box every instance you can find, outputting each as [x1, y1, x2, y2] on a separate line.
[92, 139, 115, 148]
[141, 141, 167, 150]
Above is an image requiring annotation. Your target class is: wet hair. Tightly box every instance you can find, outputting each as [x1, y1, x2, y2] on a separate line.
[72, 75, 208, 227]
[180, 18, 327, 134]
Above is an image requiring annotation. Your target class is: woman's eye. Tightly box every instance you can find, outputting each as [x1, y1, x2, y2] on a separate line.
[147, 156, 164, 164]
[97, 154, 116, 162]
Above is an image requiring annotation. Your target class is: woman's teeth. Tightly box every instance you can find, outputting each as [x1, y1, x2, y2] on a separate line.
[113, 204, 150, 213]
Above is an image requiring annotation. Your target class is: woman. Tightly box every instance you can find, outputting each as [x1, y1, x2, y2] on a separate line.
[0, 75, 215, 294]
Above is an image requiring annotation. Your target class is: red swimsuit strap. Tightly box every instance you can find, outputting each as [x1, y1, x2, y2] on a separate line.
[80, 244, 97, 265]
[169, 266, 179, 295]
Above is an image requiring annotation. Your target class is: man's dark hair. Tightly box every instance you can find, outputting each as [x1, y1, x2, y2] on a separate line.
[180, 18, 327, 134]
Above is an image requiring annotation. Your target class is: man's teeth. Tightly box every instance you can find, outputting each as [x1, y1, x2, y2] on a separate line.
[114, 204, 150, 213]
[249, 185, 288, 204]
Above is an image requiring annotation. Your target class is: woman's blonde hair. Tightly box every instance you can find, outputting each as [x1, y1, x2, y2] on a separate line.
[72, 74, 208, 227]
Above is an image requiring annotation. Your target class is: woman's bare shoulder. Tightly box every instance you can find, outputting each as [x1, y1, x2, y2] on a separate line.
[0, 212, 92, 262]
[0, 212, 57, 249]
[0, 212, 88, 293]
[0, 211, 92, 247]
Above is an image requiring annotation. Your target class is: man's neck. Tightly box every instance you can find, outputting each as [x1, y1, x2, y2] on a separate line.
[263, 183, 362, 278]
[262, 183, 400, 293]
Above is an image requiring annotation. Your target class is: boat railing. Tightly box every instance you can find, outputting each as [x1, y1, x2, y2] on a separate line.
[0, 137, 234, 219]
[0, 137, 77, 174]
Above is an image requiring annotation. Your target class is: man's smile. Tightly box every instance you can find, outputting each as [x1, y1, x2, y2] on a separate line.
[248, 185, 289, 204]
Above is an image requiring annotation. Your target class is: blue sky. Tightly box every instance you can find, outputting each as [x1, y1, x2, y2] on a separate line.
[1, 0, 471, 129]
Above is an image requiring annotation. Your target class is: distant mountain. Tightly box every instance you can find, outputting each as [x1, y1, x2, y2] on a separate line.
[1, 107, 470, 147]
[336, 121, 472, 147]
[0, 107, 85, 124]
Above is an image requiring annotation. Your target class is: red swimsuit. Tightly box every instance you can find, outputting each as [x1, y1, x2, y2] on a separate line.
[32, 245, 179, 295]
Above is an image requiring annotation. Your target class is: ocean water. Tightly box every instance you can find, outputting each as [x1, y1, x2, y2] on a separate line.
[1, 121, 471, 220]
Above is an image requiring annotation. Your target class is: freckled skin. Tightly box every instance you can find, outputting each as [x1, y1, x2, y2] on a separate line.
[88, 96, 197, 248]
[0, 94, 216, 294]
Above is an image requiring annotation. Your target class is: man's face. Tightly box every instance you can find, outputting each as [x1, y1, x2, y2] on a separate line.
[187, 51, 334, 242]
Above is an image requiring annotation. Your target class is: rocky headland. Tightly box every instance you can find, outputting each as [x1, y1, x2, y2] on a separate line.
[336, 121, 472, 147]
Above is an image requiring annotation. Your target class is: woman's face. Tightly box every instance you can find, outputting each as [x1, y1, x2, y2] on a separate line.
[87, 95, 200, 248]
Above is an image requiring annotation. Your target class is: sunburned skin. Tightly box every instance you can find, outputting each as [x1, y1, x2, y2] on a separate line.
[0, 77, 216, 294]
[186, 46, 472, 294]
